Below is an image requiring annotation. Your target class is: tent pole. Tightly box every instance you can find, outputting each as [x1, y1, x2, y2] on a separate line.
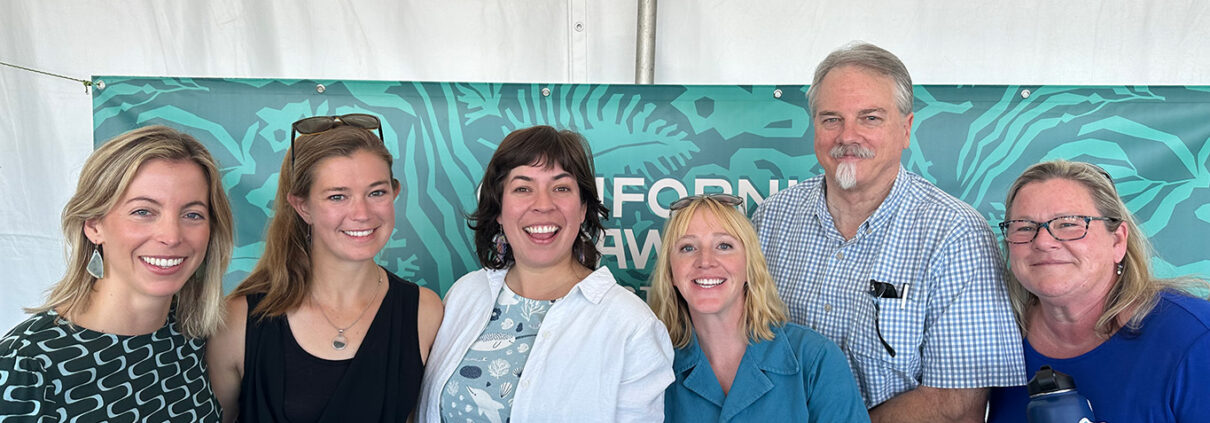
[635, 0, 657, 84]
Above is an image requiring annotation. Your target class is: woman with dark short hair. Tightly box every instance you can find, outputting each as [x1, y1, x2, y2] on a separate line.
[417, 125, 674, 422]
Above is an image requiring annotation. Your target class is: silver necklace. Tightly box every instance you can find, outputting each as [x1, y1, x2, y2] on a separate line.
[312, 273, 382, 350]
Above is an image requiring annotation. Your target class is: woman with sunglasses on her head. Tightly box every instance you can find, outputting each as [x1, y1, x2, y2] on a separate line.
[207, 115, 444, 422]
[0, 126, 232, 421]
[986, 160, 1210, 422]
[416, 125, 674, 422]
[648, 194, 868, 422]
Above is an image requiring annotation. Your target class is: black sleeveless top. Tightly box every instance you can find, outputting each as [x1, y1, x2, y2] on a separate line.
[238, 270, 423, 422]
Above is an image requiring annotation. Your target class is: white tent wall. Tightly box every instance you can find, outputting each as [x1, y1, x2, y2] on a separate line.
[2, 0, 1207, 330]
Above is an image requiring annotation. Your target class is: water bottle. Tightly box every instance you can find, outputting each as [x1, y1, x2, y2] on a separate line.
[1026, 365, 1096, 423]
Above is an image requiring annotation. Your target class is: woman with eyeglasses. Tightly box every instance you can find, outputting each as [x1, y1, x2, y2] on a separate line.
[986, 160, 1210, 422]
[0, 126, 232, 421]
[207, 115, 443, 422]
[647, 194, 869, 422]
[416, 125, 674, 422]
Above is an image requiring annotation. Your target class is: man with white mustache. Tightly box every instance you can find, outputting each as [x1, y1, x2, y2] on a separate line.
[752, 42, 1025, 422]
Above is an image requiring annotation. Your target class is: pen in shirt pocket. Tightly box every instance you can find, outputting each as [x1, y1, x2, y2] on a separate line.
[869, 279, 911, 309]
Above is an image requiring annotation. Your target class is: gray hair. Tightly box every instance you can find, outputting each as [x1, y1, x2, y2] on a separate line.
[807, 42, 914, 117]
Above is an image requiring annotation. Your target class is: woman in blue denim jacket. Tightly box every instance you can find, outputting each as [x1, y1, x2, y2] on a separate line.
[648, 194, 869, 423]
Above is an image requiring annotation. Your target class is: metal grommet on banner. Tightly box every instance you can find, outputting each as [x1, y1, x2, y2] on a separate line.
[316, 83, 326, 94]
[773, 89, 783, 99]
[1021, 89, 1031, 99]
[95, 80, 106, 91]
[541, 87, 551, 97]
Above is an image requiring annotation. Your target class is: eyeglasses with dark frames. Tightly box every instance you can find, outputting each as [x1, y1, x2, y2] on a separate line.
[998, 215, 1121, 244]
[668, 193, 743, 211]
[290, 113, 384, 166]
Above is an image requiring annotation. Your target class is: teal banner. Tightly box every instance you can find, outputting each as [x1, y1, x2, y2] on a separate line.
[92, 79, 1210, 297]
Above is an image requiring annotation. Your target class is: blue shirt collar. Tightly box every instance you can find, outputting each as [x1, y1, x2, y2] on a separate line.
[673, 325, 801, 416]
[673, 324, 800, 376]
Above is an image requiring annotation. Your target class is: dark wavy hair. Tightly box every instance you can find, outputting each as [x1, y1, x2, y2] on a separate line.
[467, 125, 609, 269]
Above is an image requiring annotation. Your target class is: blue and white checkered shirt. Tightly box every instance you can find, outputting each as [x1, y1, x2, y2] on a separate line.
[752, 166, 1026, 408]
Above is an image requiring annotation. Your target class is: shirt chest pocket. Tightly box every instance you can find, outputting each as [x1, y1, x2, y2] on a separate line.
[848, 277, 925, 379]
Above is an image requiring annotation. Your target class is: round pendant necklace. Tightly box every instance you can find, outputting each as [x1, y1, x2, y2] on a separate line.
[312, 273, 382, 350]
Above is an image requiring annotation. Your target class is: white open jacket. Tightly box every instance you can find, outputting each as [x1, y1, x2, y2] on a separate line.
[417, 266, 675, 422]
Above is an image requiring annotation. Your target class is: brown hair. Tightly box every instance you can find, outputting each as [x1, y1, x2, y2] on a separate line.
[467, 125, 609, 269]
[230, 124, 396, 318]
[33, 125, 233, 339]
[647, 197, 788, 348]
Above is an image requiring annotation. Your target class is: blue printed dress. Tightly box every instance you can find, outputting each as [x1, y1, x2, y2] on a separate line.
[440, 283, 554, 423]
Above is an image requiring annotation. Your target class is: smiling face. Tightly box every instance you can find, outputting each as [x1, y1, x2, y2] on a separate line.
[497, 162, 588, 272]
[83, 159, 211, 301]
[1007, 178, 1128, 307]
[669, 209, 748, 322]
[290, 149, 398, 264]
[812, 65, 913, 193]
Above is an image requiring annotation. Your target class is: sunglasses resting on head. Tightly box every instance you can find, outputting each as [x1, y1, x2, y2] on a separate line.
[290, 113, 384, 166]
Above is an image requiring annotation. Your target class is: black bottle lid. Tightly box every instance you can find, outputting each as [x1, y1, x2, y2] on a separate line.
[1027, 365, 1078, 397]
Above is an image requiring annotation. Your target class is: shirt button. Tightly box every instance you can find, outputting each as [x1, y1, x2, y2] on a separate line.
[825, 304, 832, 312]
[836, 251, 844, 260]
[521, 380, 530, 389]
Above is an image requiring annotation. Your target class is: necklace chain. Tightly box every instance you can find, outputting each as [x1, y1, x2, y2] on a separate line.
[312, 272, 382, 350]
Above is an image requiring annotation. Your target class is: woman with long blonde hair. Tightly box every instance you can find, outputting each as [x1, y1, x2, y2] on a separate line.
[649, 194, 867, 422]
[0, 125, 233, 421]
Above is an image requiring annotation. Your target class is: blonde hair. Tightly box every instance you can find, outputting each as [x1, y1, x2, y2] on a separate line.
[648, 197, 788, 348]
[1003, 160, 1207, 338]
[32, 125, 233, 339]
[231, 125, 396, 318]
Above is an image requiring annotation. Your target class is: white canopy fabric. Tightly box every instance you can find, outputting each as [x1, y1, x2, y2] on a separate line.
[2, 0, 1208, 330]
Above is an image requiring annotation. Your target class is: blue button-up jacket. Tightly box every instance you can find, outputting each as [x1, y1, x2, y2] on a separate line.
[664, 323, 870, 422]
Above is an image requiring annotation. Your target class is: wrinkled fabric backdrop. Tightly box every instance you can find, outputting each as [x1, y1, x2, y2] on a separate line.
[4, 1, 1210, 329]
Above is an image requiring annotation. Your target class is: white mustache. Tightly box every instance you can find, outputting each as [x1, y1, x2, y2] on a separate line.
[830, 144, 875, 159]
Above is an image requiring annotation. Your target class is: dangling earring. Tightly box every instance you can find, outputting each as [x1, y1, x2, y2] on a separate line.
[306, 225, 313, 244]
[86, 245, 105, 279]
[577, 223, 591, 264]
[1116, 262, 1124, 275]
[491, 232, 510, 266]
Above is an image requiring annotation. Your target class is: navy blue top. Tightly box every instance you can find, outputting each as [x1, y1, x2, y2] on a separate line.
[664, 323, 869, 423]
[988, 291, 1210, 422]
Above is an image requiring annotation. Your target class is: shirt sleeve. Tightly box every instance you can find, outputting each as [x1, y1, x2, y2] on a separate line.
[0, 352, 49, 422]
[1174, 331, 1210, 420]
[614, 318, 675, 423]
[750, 203, 766, 231]
[804, 339, 871, 423]
[919, 222, 1026, 389]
